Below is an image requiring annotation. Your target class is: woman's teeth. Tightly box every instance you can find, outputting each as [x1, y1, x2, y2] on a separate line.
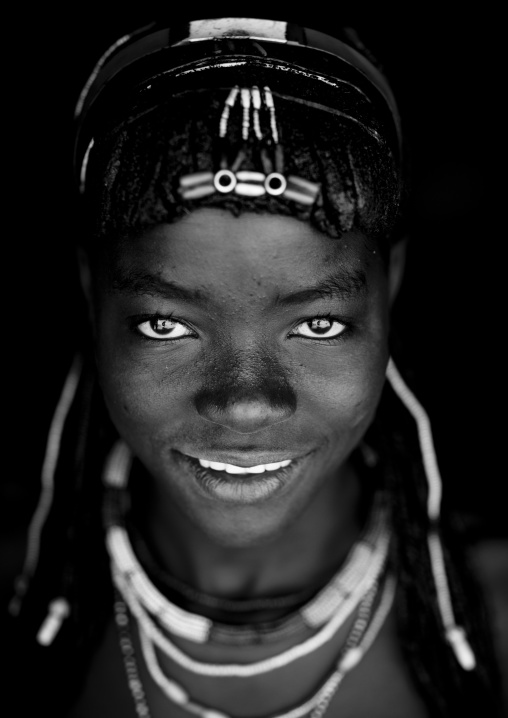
[197, 459, 292, 475]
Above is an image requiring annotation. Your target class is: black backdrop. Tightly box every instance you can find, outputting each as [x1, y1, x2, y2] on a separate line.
[3, 2, 504, 583]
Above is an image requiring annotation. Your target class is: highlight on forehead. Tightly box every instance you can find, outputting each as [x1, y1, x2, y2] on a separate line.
[84, 87, 402, 249]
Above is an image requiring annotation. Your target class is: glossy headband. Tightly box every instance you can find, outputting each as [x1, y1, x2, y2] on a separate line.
[74, 18, 402, 194]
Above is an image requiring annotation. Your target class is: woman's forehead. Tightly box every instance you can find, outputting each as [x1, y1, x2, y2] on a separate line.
[104, 209, 380, 299]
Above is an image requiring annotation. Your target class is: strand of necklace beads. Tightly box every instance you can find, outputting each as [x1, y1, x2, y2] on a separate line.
[104, 441, 389, 649]
[115, 597, 152, 718]
[309, 574, 396, 718]
[114, 575, 395, 718]
[128, 520, 318, 614]
[137, 580, 382, 718]
[107, 506, 388, 647]
[111, 527, 388, 678]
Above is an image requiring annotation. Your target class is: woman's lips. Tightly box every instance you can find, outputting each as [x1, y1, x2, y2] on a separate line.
[175, 451, 308, 504]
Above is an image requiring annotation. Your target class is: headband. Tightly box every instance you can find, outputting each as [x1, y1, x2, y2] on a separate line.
[74, 18, 402, 195]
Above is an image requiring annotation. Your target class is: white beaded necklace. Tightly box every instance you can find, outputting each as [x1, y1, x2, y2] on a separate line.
[107, 501, 389, 646]
[104, 440, 391, 679]
[114, 575, 396, 718]
[111, 536, 388, 678]
[104, 441, 390, 650]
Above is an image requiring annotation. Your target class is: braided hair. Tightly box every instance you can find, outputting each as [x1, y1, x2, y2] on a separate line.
[6, 21, 503, 718]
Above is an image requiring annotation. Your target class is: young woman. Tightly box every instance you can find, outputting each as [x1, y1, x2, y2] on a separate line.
[5, 16, 502, 718]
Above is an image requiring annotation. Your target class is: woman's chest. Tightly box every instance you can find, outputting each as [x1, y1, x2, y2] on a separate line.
[68, 608, 429, 718]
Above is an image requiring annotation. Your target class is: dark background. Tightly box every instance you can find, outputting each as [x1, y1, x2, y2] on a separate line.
[2, 3, 504, 600]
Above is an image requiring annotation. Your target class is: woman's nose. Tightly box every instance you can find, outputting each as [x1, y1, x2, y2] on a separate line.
[194, 351, 297, 434]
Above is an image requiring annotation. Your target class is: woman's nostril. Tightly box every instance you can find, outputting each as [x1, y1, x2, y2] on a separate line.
[195, 391, 296, 433]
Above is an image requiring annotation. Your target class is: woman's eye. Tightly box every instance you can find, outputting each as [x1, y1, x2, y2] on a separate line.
[136, 318, 194, 340]
[291, 317, 347, 340]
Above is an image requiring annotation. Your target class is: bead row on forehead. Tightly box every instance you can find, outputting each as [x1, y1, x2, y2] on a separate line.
[178, 86, 321, 206]
[104, 453, 389, 649]
[114, 574, 396, 718]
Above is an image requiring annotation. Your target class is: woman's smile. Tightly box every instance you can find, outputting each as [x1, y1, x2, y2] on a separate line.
[174, 450, 309, 504]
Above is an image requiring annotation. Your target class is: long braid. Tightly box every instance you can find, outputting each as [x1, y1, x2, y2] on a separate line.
[6, 353, 118, 716]
[367, 370, 502, 716]
[68, 365, 115, 656]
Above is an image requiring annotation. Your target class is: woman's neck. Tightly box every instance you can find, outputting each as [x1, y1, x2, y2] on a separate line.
[130, 457, 365, 600]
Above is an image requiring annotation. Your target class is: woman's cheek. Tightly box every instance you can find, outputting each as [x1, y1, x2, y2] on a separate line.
[297, 338, 387, 417]
[96, 350, 178, 435]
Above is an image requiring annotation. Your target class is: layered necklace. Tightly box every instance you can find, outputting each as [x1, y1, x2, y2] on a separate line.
[104, 441, 395, 718]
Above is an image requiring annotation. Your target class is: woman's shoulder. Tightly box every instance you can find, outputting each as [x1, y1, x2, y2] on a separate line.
[469, 538, 508, 711]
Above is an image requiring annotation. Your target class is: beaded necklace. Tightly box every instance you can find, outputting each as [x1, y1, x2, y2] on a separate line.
[114, 575, 396, 718]
[104, 441, 390, 652]
[129, 522, 326, 617]
[103, 439, 395, 714]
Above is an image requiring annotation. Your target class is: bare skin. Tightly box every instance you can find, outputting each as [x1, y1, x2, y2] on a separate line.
[70, 602, 428, 717]
[74, 208, 424, 716]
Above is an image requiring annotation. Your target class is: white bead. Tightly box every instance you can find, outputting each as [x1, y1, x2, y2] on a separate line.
[225, 87, 239, 107]
[36, 597, 70, 645]
[202, 711, 230, 718]
[240, 88, 251, 108]
[234, 182, 265, 197]
[165, 680, 188, 704]
[339, 646, 363, 672]
[446, 626, 476, 671]
[181, 185, 215, 200]
[214, 169, 236, 193]
[251, 86, 261, 109]
[236, 170, 265, 183]
[264, 87, 274, 108]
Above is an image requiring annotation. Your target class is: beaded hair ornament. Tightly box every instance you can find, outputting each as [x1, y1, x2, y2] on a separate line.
[73, 17, 403, 198]
[178, 85, 321, 206]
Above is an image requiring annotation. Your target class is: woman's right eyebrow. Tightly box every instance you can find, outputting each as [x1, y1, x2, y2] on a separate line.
[111, 270, 208, 304]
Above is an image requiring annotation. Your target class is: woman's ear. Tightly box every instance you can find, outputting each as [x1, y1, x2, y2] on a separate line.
[388, 237, 407, 307]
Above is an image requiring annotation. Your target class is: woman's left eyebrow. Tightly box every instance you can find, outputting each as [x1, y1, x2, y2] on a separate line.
[275, 270, 367, 306]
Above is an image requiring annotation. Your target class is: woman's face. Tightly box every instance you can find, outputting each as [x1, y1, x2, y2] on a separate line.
[85, 208, 400, 546]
